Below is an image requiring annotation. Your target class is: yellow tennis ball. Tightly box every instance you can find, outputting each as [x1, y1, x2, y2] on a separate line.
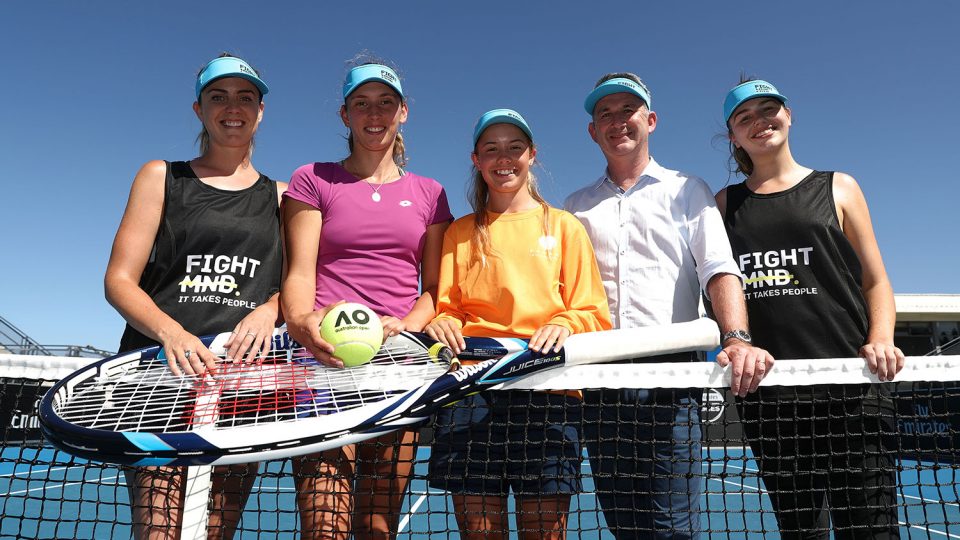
[320, 303, 383, 368]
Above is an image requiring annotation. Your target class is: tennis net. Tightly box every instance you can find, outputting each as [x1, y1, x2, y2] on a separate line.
[2, 353, 959, 539]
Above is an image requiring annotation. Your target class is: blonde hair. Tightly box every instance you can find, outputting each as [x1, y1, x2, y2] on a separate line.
[468, 140, 551, 266]
[195, 52, 263, 158]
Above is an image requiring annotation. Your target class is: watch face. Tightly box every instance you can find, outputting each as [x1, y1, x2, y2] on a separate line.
[723, 330, 752, 343]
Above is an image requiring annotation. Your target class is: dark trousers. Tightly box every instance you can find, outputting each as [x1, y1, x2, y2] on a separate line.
[583, 354, 703, 540]
[739, 384, 900, 540]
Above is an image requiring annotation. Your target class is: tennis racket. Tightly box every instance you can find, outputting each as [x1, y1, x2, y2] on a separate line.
[39, 318, 720, 466]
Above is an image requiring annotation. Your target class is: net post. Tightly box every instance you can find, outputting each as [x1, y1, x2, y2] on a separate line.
[181, 465, 212, 540]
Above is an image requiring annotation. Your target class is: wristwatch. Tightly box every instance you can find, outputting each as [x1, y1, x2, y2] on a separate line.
[721, 329, 752, 344]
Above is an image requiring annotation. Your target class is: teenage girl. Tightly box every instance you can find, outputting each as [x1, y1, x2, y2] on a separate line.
[425, 109, 611, 540]
[717, 79, 904, 539]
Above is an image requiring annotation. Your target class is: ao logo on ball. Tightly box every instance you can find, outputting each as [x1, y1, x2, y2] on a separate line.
[320, 303, 384, 368]
[334, 308, 372, 326]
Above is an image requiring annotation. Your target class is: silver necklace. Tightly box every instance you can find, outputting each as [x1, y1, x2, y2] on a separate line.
[368, 182, 385, 202]
[340, 161, 404, 203]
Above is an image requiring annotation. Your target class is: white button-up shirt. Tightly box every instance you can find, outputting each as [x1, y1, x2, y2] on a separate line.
[564, 158, 742, 329]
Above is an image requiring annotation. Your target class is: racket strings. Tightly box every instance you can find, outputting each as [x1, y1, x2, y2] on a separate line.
[54, 336, 449, 434]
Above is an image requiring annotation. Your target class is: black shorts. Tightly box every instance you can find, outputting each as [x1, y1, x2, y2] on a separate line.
[428, 390, 583, 497]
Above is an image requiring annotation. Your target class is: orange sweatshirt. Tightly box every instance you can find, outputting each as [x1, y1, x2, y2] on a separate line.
[434, 205, 611, 347]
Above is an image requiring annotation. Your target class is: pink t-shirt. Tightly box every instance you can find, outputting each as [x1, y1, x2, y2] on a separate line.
[284, 162, 453, 318]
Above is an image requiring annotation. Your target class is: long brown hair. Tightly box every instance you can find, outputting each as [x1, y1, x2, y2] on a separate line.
[727, 75, 758, 176]
[468, 138, 551, 266]
[195, 52, 264, 157]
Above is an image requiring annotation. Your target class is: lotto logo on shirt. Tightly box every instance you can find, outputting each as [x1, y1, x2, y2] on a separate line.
[737, 247, 819, 300]
[177, 254, 263, 308]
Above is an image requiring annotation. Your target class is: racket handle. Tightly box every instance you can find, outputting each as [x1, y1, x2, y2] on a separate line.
[563, 318, 720, 366]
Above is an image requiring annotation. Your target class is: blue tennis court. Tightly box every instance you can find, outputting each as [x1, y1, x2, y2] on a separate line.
[3, 445, 957, 539]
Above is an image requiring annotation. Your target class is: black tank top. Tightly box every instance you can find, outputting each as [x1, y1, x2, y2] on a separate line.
[119, 161, 283, 352]
[723, 171, 868, 361]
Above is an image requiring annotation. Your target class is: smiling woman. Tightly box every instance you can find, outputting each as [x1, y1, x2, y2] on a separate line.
[103, 53, 286, 539]
[716, 78, 905, 539]
[280, 55, 452, 539]
[193, 56, 268, 158]
[424, 108, 611, 540]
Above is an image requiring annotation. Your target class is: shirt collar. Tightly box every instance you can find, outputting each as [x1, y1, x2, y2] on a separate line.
[595, 156, 664, 193]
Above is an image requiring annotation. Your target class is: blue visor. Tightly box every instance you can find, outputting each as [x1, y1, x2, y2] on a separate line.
[584, 77, 651, 115]
[195, 57, 268, 99]
[342, 64, 404, 100]
[472, 109, 534, 146]
[723, 80, 787, 124]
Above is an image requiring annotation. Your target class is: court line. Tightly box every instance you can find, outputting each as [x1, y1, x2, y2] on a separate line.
[397, 493, 428, 533]
[705, 462, 760, 474]
[901, 492, 960, 508]
[0, 464, 82, 478]
[5, 474, 122, 496]
[714, 478, 762, 492]
[250, 484, 295, 493]
[902, 522, 960, 538]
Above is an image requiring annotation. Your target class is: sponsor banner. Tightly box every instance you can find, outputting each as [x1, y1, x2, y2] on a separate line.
[1, 377, 51, 445]
[702, 387, 744, 444]
[892, 381, 960, 463]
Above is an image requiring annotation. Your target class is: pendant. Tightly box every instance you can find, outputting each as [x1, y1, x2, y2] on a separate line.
[371, 193, 381, 202]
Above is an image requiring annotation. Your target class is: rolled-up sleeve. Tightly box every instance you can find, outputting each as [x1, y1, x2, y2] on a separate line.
[684, 178, 743, 299]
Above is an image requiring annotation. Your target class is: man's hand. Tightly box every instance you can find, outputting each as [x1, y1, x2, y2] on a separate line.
[716, 340, 775, 397]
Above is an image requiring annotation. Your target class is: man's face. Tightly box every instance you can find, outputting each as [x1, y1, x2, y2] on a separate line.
[588, 93, 657, 159]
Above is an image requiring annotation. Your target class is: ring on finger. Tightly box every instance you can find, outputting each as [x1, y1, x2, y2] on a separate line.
[245, 332, 256, 338]
[184, 350, 192, 360]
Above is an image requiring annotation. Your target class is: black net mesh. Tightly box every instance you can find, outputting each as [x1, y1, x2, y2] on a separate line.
[2, 356, 959, 539]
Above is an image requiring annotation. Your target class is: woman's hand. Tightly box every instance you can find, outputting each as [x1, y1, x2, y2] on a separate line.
[529, 324, 571, 354]
[860, 341, 905, 382]
[158, 327, 218, 377]
[380, 315, 406, 338]
[424, 318, 466, 355]
[224, 303, 280, 363]
[286, 303, 342, 368]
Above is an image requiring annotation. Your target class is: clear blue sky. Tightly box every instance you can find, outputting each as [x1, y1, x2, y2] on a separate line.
[2, 2, 958, 351]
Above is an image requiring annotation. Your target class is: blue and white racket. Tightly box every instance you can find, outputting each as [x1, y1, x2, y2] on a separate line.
[39, 318, 720, 466]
